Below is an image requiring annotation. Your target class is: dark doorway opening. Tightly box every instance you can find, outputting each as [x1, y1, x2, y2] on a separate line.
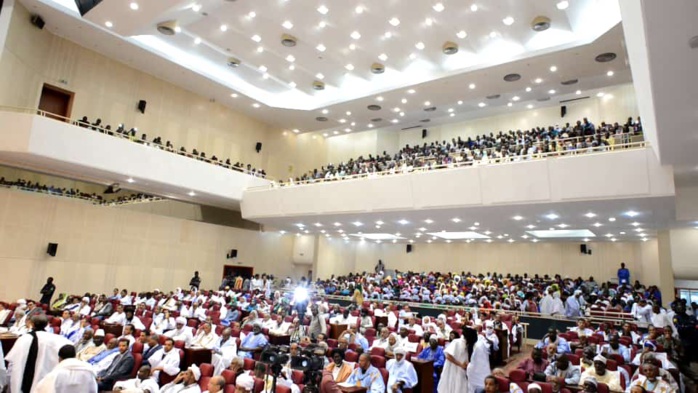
[222, 265, 254, 280]
[38, 83, 74, 121]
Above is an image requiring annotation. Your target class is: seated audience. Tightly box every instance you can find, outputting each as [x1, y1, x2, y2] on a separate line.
[579, 355, 622, 393]
[96, 338, 135, 391]
[113, 365, 160, 392]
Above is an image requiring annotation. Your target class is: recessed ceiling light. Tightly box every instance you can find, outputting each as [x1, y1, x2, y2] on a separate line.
[126, 178, 134, 183]
[351, 31, 361, 40]
[513, 215, 523, 221]
[256, 46, 264, 53]
[557, 1, 569, 10]
[105, 21, 113, 28]
[424, 101, 431, 106]
[194, 37, 202, 45]
[252, 103, 260, 108]
[474, 222, 480, 226]
[605, 233, 614, 238]
[597, 92, 605, 97]
[502, 16, 515, 25]
[484, 231, 492, 235]
[367, 124, 374, 128]
[576, 90, 582, 95]
[355, 5, 364, 14]
[449, 113, 455, 117]
[376, 96, 384, 101]
[526, 225, 536, 229]
[129, 2, 139, 10]
[321, 109, 329, 114]
[316, 73, 324, 80]
[510, 96, 520, 102]
[457, 31, 467, 39]
[345, 64, 354, 71]
[191, 3, 201, 12]
[535, 78, 543, 84]
[251, 35, 262, 42]
[349, 44, 357, 51]
[631, 222, 640, 226]
[262, 73, 269, 79]
[378, 53, 388, 61]
[317, 5, 329, 14]
[389, 17, 400, 26]
[549, 89, 556, 94]
[585, 212, 597, 218]
[425, 17, 433, 26]
[625, 210, 639, 217]
[448, 108, 454, 113]
[391, 119, 399, 123]
[558, 223, 569, 228]
[526, 87, 532, 92]
[289, 64, 295, 70]
[609, 217, 616, 222]
[288, 81, 296, 88]
[401, 98, 407, 104]
[219, 24, 228, 31]
[293, 129, 300, 133]
[478, 102, 486, 108]
[247, 11, 256, 19]
[469, 83, 476, 89]
[315, 44, 326, 52]
[507, 103, 513, 107]
[258, 65, 268, 72]
[546, 213, 559, 220]
[620, 231, 626, 235]
[174, 26, 182, 33]
[230, 93, 238, 98]
[471, 4, 478, 12]
[607, 70, 615, 77]
[593, 222, 603, 227]
[318, 21, 327, 28]
[286, 55, 295, 63]
[489, 31, 498, 38]
[407, 89, 416, 94]
[188, 191, 196, 197]
[433, 3, 445, 12]
[611, 238, 617, 242]
[339, 119, 347, 123]
[415, 42, 425, 50]
[322, 133, 329, 137]
[457, 100, 463, 105]
[527, 104, 534, 109]
[550, 65, 558, 72]
[398, 219, 409, 225]
[346, 111, 352, 116]
[452, 218, 462, 223]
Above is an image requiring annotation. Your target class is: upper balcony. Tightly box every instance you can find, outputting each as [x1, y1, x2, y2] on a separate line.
[0, 108, 271, 209]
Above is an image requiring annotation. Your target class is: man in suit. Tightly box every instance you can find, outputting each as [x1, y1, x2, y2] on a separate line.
[142, 334, 162, 365]
[96, 338, 135, 391]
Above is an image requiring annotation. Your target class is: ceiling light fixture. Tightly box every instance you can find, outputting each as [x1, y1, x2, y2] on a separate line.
[457, 30, 467, 39]
[376, 96, 384, 101]
[317, 5, 329, 14]
[513, 216, 523, 221]
[425, 17, 433, 26]
[251, 35, 261, 42]
[351, 31, 361, 40]
[378, 53, 388, 61]
[469, 83, 476, 89]
[129, 2, 139, 10]
[105, 21, 113, 28]
[557, 1, 569, 10]
[433, 3, 445, 12]
[471, 4, 478, 12]
[194, 37, 202, 45]
[478, 102, 486, 108]
[549, 89, 556, 94]
[398, 219, 409, 225]
[607, 70, 615, 77]
[527, 104, 534, 109]
[384, 32, 392, 39]
[286, 55, 295, 62]
[415, 42, 425, 50]
[316, 73, 324, 80]
[576, 90, 582, 95]
[609, 217, 616, 222]
[256, 46, 264, 53]
[288, 64, 295, 70]
[535, 78, 543, 83]
[424, 101, 431, 106]
[503, 16, 515, 25]
[252, 103, 260, 108]
[407, 89, 416, 94]
[191, 3, 201, 12]
[318, 21, 327, 28]
[247, 11, 256, 19]
[288, 82, 296, 88]
[282, 21, 294, 29]
[230, 93, 238, 98]
[593, 222, 603, 227]
[355, 5, 364, 14]
[316, 44, 326, 52]
[526, 87, 532, 92]
[585, 212, 597, 218]
[345, 64, 355, 71]
[625, 211, 639, 217]
[452, 218, 462, 223]
[389, 17, 400, 26]
[546, 213, 559, 220]
[550, 65, 558, 72]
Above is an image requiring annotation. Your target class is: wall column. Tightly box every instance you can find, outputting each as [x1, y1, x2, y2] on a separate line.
[656, 231, 676, 305]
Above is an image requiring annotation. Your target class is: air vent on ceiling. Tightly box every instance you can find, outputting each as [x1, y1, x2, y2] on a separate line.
[156, 20, 179, 35]
[424, 106, 437, 112]
[486, 94, 501, 100]
[561, 79, 579, 85]
[401, 125, 423, 131]
[420, 119, 431, 123]
[537, 97, 551, 102]
[371, 118, 383, 122]
[367, 105, 382, 111]
[315, 116, 329, 122]
[595, 52, 617, 63]
[503, 73, 521, 82]
[281, 34, 297, 47]
[531, 16, 551, 32]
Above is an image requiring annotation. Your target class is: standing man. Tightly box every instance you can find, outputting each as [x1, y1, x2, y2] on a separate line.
[190, 271, 201, 291]
[5, 314, 73, 393]
[40, 277, 56, 305]
[617, 263, 630, 285]
[35, 344, 97, 392]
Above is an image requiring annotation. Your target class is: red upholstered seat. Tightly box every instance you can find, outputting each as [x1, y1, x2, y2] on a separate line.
[200, 363, 214, 377]
[378, 368, 389, 386]
[608, 354, 625, 365]
[597, 383, 609, 393]
[567, 354, 580, 366]
[131, 341, 143, 354]
[292, 370, 304, 385]
[174, 340, 185, 349]
[345, 351, 359, 363]
[370, 355, 386, 368]
[495, 376, 510, 392]
[244, 357, 256, 370]
[509, 369, 527, 382]
[221, 369, 236, 385]
[275, 385, 292, 393]
[129, 353, 142, 378]
[199, 376, 211, 391]
[253, 377, 265, 393]
[224, 385, 236, 393]
[370, 347, 386, 357]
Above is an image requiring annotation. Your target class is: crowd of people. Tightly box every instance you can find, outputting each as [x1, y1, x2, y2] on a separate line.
[0, 264, 694, 393]
[0, 176, 160, 206]
[75, 116, 267, 178]
[280, 117, 643, 186]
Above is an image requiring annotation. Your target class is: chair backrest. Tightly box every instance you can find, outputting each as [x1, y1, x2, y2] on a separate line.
[370, 355, 386, 368]
[370, 347, 386, 357]
[199, 376, 211, 392]
[608, 354, 625, 365]
[606, 359, 618, 371]
[495, 376, 510, 393]
[200, 363, 214, 377]
[244, 357, 256, 370]
[275, 385, 292, 393]
[253, 377, 265, 393]
[224, 385, 236, 393]
[379, 368, 389, 386]
[597, 382, 610, 393]
[509, 369, 527, 382]
[131, 341, 143, 354]
[174, 340, 185, 349]
[567, 354, 580, 366]
[130, 353, 143, 378]
[292, 370, 305, 385]
[345, 351, 359, 363]
[221, 369, 236, 385]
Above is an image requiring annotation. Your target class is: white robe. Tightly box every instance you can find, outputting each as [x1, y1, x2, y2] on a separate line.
[35, 358, 98, 393]
[438, 337, 468, 393]
[539, 295, 554, 315]
[148, 348, 181, 381]
[212, 337, 238, 376]
[113, 377, 161, 393]
[5, 331, 74, 393]
[0, 341, 6, 391]
[164, 327, 193, 347]
[466, 336, 492, 393]
[386, 359, 418, 392]
[160, 382, 202, 393]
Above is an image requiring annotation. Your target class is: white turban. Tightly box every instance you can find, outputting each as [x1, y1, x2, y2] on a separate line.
[593, 354, 607, 364]
[176, 316, 187, 325]
[528, 383, 542, 392]
[236, 374, 255, 391]
[189, 364, 201, 381]
[94, 329, 105, 337]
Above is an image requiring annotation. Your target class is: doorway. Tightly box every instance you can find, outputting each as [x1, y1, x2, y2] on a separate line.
[38, 84, 74, 121]
[222, 265, 254, 280]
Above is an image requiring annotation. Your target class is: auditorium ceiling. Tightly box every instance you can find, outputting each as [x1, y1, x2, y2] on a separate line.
[20, 0, 631, 134]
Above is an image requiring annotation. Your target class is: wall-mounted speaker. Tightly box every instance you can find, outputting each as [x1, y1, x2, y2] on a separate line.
[227, 249, 238, 259]
[406, 244, 412, 253]
[30, 14, 45, 30]
[47, 242, 58, 257]
[137, 100, 147, 114]
[422, 129, 428, 139]
[255, 142, 262, 153]
[580, 244, 587, 254]
[561, 105, 567, 118]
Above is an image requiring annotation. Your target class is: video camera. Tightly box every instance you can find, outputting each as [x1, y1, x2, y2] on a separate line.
[260, 345, 290, 377]
[290, 345, 326, 393]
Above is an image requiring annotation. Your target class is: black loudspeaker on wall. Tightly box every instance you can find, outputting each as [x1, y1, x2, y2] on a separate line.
[561, 105, 567, 118]
[137, 100, 147, 114]
[30, 14, 45, 30]
[422, 129, 428, 139]
[47, 243, 58, 257]
[255, 142, 262, 153]
[227, 249, 238, 259]
[406, 244, 412, 253]
[580, 244, 591, 255]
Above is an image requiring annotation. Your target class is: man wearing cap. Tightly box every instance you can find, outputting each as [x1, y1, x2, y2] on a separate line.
[581, 377, 598, 393]
[627, 361, 676, 393]
[165, 317, 194, 347]
[579, 355, 622, 392]
[124, 306, 146, 330]
[237, 323, 268, 359]
[543, 355, 580, 393]
[78, 297, 92, 316]
[75, 328, 95, 354]
[78, 328, 106, 361]
[113, 365, 160, 392]
[386, 348, 418, 392]
[235, 373, 255, 393]
[161, 364, 203, 392]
